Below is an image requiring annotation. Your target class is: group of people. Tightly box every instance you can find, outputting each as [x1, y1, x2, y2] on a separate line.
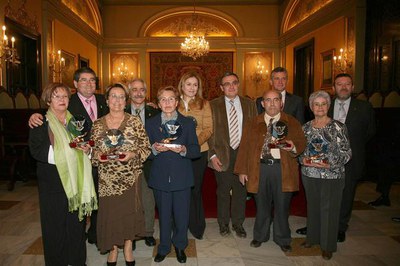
[28, 65, 375, 265]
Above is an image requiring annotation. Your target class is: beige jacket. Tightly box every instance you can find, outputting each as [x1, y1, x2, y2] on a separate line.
[178, 99, 213, 152]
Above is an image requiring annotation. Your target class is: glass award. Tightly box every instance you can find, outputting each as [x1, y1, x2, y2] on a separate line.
[268, 121, 291, 148]
[306, 136, 328, 164]
[100, 129, 126, 160]
[67, 115, 94, 148]
[159, 120, 182, 148]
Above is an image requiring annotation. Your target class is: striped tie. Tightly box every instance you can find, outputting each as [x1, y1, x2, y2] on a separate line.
[85, 99, 95, 121]
[229, 100, 240, 150]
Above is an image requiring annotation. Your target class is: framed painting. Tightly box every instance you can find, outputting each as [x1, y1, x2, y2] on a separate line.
[78, 54, 89, 68]
[61, 50, 76, 90]
[321, 49, 334, 88]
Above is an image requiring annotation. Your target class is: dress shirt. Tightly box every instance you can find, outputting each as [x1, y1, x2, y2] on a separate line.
[77, 93, 98, 120]
[225, 96, 243, 144]
[131, 104, 145, 124]
[264, 112, 281, 159]
[333, 97, 351, 122]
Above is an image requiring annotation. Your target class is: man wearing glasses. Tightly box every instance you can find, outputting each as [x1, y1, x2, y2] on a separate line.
[208, 72, 257, 238]
[28, 67, 109, 246]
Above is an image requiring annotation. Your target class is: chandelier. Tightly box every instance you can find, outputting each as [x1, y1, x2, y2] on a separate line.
[180, 0, 209, 60]
[49, 50, 66, 82]
[112, 58, 134, 84]
[1, 25, 19, 65]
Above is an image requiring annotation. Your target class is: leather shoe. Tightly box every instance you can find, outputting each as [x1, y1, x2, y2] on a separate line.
[125, 261, 135, 266]
[322, 250, 332, 260]
[300, 241, 312, 248]
[296, 226, 307, 235]
[392, 217, 400, 222]
[175, 248, 187, 263]
[106, 262, 117, 266]
[144, 236, 156, 246]
[154, 253, 166, 262]
[250, 240, 262, 248]
[219, 224, 230, 236]
[368, 195, 391, 207]
[232, 225, 247, 238]
[280, 245, 292, 252]
[337, 231, 346, 242]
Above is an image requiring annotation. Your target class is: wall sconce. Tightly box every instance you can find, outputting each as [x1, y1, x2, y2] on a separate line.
[112, 60, 134, 84]
[333, 48, 352, 74]
[49, 50, 66, 82]
[0, 25, 20, 65]
[252, 60, 269, 85]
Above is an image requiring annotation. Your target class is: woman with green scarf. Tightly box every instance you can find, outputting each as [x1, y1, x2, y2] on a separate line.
[29, 83, 97, 266]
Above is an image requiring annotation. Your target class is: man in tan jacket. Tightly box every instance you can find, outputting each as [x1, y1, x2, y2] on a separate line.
[235, 89, 306, 252]
[208, 72, 257, 238]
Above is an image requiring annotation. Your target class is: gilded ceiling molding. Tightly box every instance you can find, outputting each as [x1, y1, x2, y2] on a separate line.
[282, 0, 333, 33]
[140, 7, 242, 38]
[61, 0, 102, 34]
[4, 0, 39, 33]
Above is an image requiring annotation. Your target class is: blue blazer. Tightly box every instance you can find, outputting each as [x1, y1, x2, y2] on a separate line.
[145, 112, 200, 192]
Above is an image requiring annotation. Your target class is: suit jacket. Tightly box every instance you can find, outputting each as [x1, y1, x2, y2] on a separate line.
[145, 112, 200, 191]
[234, 112, 306, 193]
[68, 93, 109, 133]
[256, 92, 305, 124]
[126, 104, 160, 180]
[328, 97, 376, 180]
[208, 96, 257, 171]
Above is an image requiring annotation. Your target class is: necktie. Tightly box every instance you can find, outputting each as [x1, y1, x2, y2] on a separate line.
[338, 102, 346, 123]
[228, 100, 240, 150]
[85, 99, 95, 121]
[261, 118, 274, 159]
[135, 108, 141, 116]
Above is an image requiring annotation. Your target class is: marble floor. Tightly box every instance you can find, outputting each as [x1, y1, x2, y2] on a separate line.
[0, 180, 399, 266]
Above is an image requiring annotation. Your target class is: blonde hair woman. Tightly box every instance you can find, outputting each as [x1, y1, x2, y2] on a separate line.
[177, 72, 213, 240]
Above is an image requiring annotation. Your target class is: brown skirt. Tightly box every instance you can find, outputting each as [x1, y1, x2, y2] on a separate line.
[97, 181, 145, 253]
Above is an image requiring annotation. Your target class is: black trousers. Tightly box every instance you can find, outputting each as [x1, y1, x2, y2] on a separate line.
[87, 167, 98, 242]
[253, 162, 292, 246]
[188, 151, 207, 238]
[214, 148, 246, 227]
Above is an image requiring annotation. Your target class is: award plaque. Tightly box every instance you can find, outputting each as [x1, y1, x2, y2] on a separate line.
[268, 121, 291, 149]
[306, 136, 328, 164]
[67, 115, 94, 148]
[159, 120, 182, 148]
[100, 129, 126, 160]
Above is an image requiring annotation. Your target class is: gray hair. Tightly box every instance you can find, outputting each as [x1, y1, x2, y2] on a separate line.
[309, 90, 331, 107]
[127, 78, 147, 92]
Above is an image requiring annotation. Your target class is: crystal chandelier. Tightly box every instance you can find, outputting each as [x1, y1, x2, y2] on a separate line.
[180, 0, 209, 60]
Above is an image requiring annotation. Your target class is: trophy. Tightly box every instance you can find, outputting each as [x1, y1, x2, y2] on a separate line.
[159, 120, 182, 148]
[306, 136, 329, 164]
[100, 129, 126, 160]
[268, 121, 291, 149]
[67, 115, 94, 148]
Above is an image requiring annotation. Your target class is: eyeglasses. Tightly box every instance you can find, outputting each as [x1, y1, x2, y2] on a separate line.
[222, 80, 239, 88]
[313, 102, 328, 107]
[52, 95, 69, 101]
[110, 94, 126, 100]
[78, 78, 96, 83]
[159, 97, 176, 103]
[263, 98, 281, 103]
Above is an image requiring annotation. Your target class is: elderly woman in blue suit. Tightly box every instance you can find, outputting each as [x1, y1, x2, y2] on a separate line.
[145, 86, 200, 264]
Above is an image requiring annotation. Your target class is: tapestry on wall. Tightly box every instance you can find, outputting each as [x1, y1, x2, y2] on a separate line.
[149, 52, 234, 101]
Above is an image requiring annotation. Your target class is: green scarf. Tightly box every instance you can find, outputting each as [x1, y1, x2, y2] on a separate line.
[47, 110, 98, 221]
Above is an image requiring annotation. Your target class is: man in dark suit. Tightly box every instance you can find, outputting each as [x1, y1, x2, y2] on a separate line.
[126, 78, 159, 248]
[208, 72, 258, 238]
[296, 73, 376, 241]
[28, 67, 109, 245]
[255, 67, 305, 124]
